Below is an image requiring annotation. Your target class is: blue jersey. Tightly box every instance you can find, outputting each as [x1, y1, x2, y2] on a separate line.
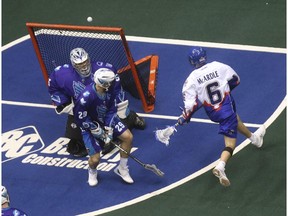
[48, 61, 126, 107]
[74, 71, 123, 128]
[2, 207, 27, 216]
[73, 75, 127, 154]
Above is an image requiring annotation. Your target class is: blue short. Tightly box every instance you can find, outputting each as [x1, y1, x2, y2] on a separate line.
[83, 117, 128, 156]
[218, 112, 238, 138]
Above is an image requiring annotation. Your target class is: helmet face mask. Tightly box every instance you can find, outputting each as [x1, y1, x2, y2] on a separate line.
[70, 48, 91, 77]
[1, 186, 10, 205]
[188, 47, 207, 67]
[93, 68, 116, 91]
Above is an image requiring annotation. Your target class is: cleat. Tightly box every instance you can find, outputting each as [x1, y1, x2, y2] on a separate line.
[114, 165, 134, 184]
[251, 125, 266, 148]
[88, 168, 98, 187]
[212, 168, 230, 187]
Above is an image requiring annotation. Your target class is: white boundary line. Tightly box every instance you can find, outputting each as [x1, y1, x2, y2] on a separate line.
[1, 100, 262, 128]
[1, 34, 287, 54]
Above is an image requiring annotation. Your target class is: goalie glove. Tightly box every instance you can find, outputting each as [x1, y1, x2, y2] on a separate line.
[103, 126, 113, 145]
[55, 101, 74, 115]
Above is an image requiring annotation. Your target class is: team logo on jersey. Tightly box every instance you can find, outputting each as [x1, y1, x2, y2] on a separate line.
[80, 97, 87, 105]
[1, 126, 45, 163]
[73, 81, 86, 99]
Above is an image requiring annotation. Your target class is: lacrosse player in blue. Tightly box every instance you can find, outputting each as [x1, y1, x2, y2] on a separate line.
[177, 47, 266, 186]
[48, 48, 145, 157]
[74, 68, 134, 186]
[2, 186, 27, 216]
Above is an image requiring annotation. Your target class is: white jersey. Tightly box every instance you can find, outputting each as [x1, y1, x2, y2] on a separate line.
[182, 61, 240, 122]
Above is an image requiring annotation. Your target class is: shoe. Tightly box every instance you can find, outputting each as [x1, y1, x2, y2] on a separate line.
[212, 168, 230, 187]
[88, 168, 98, 187]
[114, 165, 134, 184]
[251, 125, 266, 148]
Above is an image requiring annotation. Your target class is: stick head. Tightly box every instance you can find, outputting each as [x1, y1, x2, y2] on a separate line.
[144, 164, 164, 177]
[155, 126, 177, 146]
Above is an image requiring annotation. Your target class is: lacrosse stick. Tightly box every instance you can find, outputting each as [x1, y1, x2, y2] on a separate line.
[110, 141, 164, 177]
[155, 107, 191, 146]
[155, 123, 178, 146]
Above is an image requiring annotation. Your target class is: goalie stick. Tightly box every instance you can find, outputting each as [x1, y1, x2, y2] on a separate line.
[111, 141, 164, 177]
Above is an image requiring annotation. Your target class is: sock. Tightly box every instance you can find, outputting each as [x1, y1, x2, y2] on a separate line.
[216, 160, 226, 171]
[249, 133, 257, 143]
[88, 167, 97, 174]
[119, 157, 128, 168]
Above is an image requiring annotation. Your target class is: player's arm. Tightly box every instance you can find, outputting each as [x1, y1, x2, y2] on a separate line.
[226, 65, 240, 91]
[73, 93, 106, 144]
[48, 72, 74, 115]
[178, 78, 202, 125]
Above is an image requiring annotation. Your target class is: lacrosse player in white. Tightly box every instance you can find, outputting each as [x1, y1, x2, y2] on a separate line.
[177, 47, 266, 186]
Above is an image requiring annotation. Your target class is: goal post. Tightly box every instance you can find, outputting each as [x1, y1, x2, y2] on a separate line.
[26, 22, 158, 112]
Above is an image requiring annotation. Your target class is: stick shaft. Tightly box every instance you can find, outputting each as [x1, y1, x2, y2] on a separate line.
[110, 141, 145, 167]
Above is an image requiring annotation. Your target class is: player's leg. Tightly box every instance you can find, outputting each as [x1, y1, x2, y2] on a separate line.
[65, 115, 88, 157]
[213, 113, 238, 187]
[87, 153, 100, 187]
[84, 135, 102, 187]
[237, 115, 266, 148]
[113, 120, 134, 184]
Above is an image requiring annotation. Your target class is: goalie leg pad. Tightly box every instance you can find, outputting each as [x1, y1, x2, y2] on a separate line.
[66, 139, 88, 157]
[130, 110, 146, 130]
[65, 115, 82, 140]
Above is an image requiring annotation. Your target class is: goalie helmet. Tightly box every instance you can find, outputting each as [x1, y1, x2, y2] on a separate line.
[94, 68, 116, 91]
[188, 46, 207, 67]
[70, 48, 91, 77]
[1, 186, 10, 205]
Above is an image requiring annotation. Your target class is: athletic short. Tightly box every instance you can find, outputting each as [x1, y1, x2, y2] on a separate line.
[218, 112, 238, 138]
[84, 117, 128, 156]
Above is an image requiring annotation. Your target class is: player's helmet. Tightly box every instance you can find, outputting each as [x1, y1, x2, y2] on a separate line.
[1, 186, 10, 205]
[188, 46, 207, 66]
[94, 68, 116, 91]
[70, 48, 91, 77]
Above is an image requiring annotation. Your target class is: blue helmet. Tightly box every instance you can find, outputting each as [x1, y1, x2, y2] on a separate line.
[188, 47, 207, 66]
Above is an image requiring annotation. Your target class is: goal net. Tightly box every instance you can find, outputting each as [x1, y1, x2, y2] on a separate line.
[26, 22, 158, 112]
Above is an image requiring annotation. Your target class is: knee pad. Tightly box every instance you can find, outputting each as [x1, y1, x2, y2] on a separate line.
[223, 146, 234, 156]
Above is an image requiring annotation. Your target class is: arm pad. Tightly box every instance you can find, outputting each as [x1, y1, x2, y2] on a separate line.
[117, 100, 129, 119]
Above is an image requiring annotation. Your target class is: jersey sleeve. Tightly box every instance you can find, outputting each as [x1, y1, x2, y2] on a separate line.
[182, 76, 202, 116]
[48, 66, 72, 106]
[225, 65, 240, 90]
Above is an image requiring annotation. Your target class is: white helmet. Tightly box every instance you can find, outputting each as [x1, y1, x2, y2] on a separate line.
[94, 68, 116, 91]
[1, 186, 10, 205]
[70, 48, 91, 77]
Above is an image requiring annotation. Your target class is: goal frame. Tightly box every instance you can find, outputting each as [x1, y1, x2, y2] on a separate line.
[26, 22, 155, 112]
